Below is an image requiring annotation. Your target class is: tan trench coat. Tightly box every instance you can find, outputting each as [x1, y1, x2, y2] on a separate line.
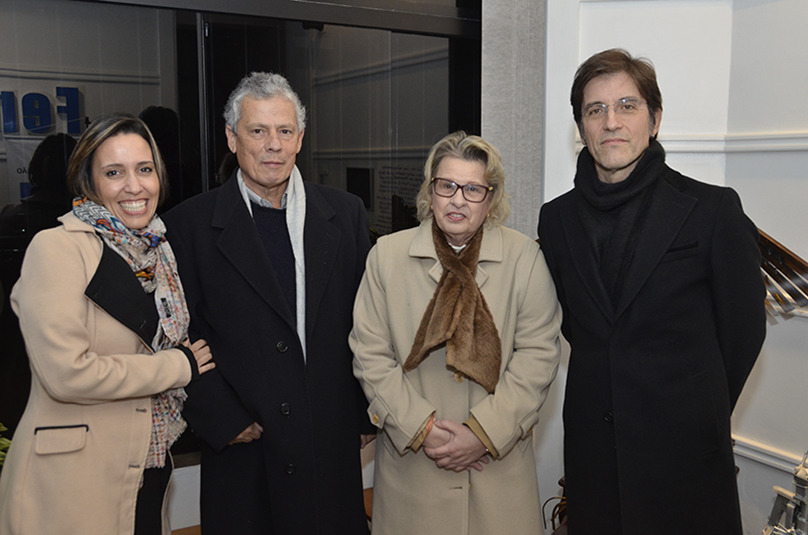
[0, 213, 192, 535]
[350, 220, 562, 535]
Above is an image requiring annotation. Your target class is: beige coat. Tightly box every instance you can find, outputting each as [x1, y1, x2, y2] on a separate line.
[350, 220, 562, 535]
[0, 214, 192, 535]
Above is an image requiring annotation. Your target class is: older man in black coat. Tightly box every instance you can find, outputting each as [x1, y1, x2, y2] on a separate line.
[165, 72, 371, 535]
[538, 49, 766, 535]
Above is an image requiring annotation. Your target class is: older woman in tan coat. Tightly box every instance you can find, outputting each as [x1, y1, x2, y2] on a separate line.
[350, 131, 562, 534]
[0, 114, 214, 535]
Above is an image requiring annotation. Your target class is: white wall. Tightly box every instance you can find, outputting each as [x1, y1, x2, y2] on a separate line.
[726, 1, 808, 530]
[541, 1, 808, 533]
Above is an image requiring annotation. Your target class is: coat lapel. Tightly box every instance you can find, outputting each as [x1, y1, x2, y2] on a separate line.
[84, 244, 158, 349]
[212, 178, 296, 329]
[409, 220, 441, 283]
[558, 195, 616, 322]
[302, 182, 340, 343]
[475, 224, 503, 289]
[614, 172, 695, 319]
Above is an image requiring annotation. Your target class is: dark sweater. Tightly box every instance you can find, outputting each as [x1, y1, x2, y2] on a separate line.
[251, 202, 296, 322]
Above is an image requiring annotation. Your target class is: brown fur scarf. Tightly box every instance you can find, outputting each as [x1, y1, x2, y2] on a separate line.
[403, 219, 502, 393]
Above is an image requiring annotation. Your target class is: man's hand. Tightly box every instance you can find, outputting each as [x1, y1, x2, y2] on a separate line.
[229, 422, 264, 445]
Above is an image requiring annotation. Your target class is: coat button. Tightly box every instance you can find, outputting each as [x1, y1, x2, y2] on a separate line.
[453, 372, 465, 383]
[285, 464, 296, 475]
[371, 414, 380, 425]
[276, 341, 288, 353]
[603, 412, 614, 423]
[280, 403, 291, 416]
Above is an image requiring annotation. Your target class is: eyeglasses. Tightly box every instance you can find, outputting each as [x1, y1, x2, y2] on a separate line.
[583, 98, 646, 121]
[431, 178, 493, 203]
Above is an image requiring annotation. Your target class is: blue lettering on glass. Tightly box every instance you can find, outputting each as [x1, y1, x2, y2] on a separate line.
[19, 182, 32, 198]
[1, 88, 81, 135]
[56, 87, 81, 134]
[22, 92, 53, 134]
[1, 91, 18, 133]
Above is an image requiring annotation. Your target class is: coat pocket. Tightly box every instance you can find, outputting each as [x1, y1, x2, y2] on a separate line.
[34, 424, 88, 454]
[659, 241, 699, 264]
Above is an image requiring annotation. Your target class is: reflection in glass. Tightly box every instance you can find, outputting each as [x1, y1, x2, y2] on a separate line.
[0, 0, 476, 448]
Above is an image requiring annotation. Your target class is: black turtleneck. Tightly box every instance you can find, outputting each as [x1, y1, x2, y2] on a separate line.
[573, 138, 667, 305]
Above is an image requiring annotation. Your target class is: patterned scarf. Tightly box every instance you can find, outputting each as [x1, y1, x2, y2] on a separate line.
[73, 197, 190, 468]
[404, 220, 502, 393]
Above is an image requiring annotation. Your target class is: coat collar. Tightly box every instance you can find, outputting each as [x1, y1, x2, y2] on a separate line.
[58, 211, 95, 233]
[558, 167, 695, 323]
[409, 218, 503, 288]
[209, 177, 340, 340]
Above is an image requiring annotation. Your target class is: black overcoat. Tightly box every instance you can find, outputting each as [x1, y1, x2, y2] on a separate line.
[538, 165, 766, 535]
[164, 176, 371, 535]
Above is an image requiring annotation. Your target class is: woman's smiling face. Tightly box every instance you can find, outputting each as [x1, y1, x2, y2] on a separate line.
[92, 133, 160, 229]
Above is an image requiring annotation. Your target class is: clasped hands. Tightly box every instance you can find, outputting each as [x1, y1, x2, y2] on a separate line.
[422, 419, 490, 472]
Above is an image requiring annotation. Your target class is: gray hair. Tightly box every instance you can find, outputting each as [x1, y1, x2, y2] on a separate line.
[223, 72, 307, 133]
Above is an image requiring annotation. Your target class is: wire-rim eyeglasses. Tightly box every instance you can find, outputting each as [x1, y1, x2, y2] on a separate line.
[583, 98, 647, 122]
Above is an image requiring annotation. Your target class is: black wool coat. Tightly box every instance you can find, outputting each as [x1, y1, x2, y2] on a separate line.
[164, 176, 371, 535]
[538, 164, 766, 535]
